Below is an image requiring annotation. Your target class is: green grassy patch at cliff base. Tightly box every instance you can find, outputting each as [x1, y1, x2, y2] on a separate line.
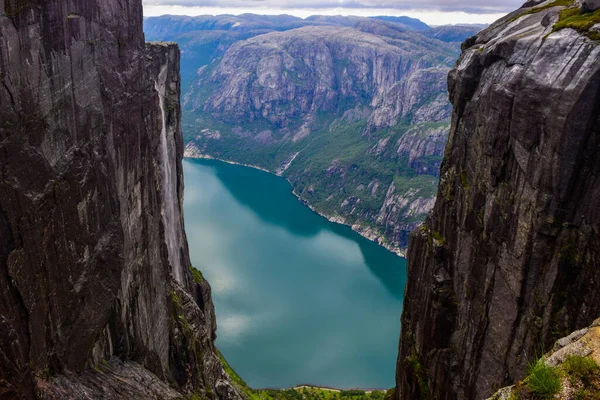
[505, 356, 600, 400]
[215, 349, 392, 400]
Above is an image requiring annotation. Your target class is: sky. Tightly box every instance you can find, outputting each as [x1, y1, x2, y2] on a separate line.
[142, 0, 526, 25]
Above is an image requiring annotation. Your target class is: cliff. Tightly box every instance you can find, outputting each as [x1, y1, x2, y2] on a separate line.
[180, 24, 466, 253]
[0, 1, 239, 398]
[396, 0, 600, 399]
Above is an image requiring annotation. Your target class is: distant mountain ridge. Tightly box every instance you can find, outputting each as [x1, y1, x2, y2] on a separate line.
[370, 15, 431, 30]
[144, 14, 482, 87]
[144, 13, 433, 37]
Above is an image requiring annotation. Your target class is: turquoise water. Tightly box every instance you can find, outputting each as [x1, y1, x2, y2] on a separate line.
[183, 158, 406, 390]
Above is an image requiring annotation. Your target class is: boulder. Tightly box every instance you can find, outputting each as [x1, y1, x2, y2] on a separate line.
[583, 0, 600, 11]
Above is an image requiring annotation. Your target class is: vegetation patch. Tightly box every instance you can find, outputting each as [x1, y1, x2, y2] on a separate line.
[431, 230, 446, 245]
[260, 387, 388, 400]
[509, 0, 575, 22]
[526, 358, 561, 399]
[562, 355, 600, 388]
[406, 350, 430, 400]
[217, 349, 390, 400]
[171, 289, 183, 310]
[186, 394, 207, 400]
[553, 6, 600, 40]
[2, 0, 28, 18]
[506, 356, 600, 399]
[189, 265, 205, 284]
[460, 170, 470, 190]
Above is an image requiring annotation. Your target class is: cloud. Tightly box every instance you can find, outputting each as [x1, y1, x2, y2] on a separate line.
[142, 0, 525, 14]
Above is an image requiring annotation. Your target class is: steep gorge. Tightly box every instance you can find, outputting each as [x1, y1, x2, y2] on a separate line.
[0, 1, 238, 398]
[396, 0, 600, 399]
[5, 0, 600, 398]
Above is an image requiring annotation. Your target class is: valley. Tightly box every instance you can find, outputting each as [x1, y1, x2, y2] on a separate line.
[2, 1, 599, 399]
[145, 15, 481, 253]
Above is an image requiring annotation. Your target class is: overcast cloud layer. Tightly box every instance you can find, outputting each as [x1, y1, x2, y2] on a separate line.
[142, 0, 525, 14]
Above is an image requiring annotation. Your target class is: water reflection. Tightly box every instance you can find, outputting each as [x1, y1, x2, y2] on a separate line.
[198, 159, 406, 299]
[183, 158, 406, 389]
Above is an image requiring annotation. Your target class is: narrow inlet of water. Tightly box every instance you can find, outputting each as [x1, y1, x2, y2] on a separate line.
[183, 158, 406, 389]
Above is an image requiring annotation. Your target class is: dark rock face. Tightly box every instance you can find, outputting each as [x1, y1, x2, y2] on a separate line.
[583, 0, 600, 11]
[0, 1, 239, 399]
[396, 3, 600, 400]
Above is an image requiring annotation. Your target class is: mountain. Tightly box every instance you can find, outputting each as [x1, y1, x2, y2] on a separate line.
[371, 16, 431, 31]
[147, 16, 481, 253]
[396, 0, 600, 398]
[0, 1, 239, 398]
[143, 14, 439, 94]
[424, 25, 486, 43]
[143, 14, 431, 38]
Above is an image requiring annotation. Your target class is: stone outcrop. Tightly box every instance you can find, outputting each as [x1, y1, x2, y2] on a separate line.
[0, 1, 239, 398]
[396, 1, 600, 399]
[583, 0, 600, 11]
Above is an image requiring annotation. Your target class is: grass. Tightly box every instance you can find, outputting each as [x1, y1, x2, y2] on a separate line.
[509, 0, 575, 22]
[525, 358, 561, 399]
[407, 351, 431, 400]
[189, 265, 205, 284]
[563, 356, 600, 387]
[509, 356, 600, 400]
[460, 170, 470, 190]
[553, 6, 600, 39]
[431, 230, 446, 245]
[1, 0, 28, 18]
[215, 348, 390, 400]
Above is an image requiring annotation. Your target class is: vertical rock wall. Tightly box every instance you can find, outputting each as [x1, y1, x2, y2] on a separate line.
[0, 1, 239, 398]
[149, 43, 187, 285]
[396, 2, 600, 399]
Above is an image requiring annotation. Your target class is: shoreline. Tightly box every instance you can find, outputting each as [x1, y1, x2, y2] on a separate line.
[256, 385, 387, 393]
[184, 154, 406, 258]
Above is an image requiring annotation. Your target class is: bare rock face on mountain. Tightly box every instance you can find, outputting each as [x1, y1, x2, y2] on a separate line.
[0, 1, 239, 398]
[396, 1, 600, 399]
[196, 26, 452, 135]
